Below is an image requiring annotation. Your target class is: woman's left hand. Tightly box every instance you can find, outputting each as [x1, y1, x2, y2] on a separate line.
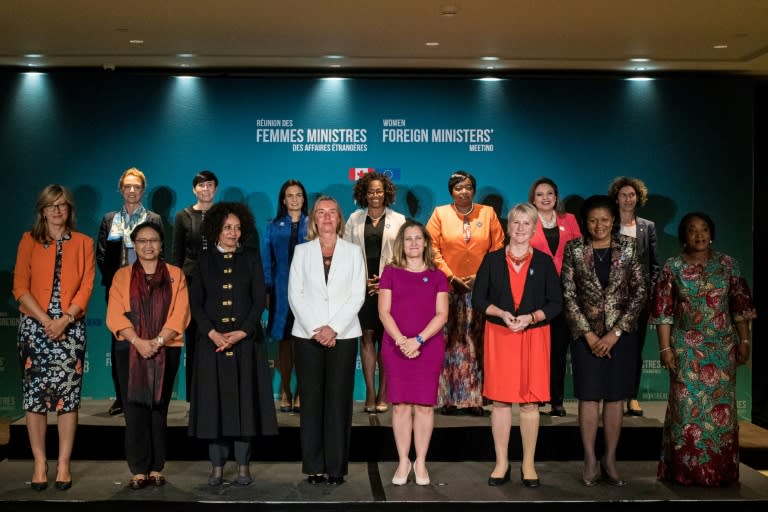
[44, 317, 69, 340]
[216, 330, 247, 352]
[593, 332, 618, 358]
[400, 338, 421, 358]
[312, 325, 337, 347]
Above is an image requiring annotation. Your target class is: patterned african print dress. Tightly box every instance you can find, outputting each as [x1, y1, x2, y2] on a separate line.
[18, 234, 87, 413]
[651, 252, 755, 486]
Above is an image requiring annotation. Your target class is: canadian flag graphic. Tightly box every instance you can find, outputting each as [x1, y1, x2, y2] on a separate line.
[348, 168, 375, 181]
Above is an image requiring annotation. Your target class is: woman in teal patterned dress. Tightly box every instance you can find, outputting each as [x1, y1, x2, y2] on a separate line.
[651, 212, 756, 486]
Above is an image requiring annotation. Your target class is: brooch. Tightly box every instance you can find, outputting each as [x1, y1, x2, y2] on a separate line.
[279, 221, 285, 226]
[529, 268, 535, 276]
[476, 221, 483, 228]
[422, 276, 429, 283]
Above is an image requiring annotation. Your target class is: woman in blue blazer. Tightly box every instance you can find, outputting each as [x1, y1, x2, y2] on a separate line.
[262, 180, 309, 413]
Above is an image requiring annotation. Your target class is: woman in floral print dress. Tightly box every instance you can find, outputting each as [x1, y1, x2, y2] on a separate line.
[13, 184, 95, 490]
[651, 212, 756, 486]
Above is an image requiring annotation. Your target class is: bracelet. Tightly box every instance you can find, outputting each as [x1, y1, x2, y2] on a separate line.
[659, 347, 671, 353]
[530, 313, 535, 324]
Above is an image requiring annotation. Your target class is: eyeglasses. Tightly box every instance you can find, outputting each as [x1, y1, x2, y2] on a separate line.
[366, 190, 385, 196]
[134, 238, 161, 245]
[44, 202, 69, 212]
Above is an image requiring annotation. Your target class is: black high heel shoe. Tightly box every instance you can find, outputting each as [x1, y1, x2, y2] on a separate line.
[600, 460, 626, 487]
[520, 467, 540, 488]
[487, 466, 511, 486]
[31, 462, 48, 491]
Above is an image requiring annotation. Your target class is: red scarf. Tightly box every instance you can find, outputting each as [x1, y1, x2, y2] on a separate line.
[127, 260, 172, 407]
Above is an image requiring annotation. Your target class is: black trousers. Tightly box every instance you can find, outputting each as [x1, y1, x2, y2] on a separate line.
[115, 342, 180, 475]
[294, 337, 358, 478]
[548, 313, 571, 407]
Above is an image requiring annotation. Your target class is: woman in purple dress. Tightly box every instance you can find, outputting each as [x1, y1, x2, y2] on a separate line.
[378, 220, 449, 486]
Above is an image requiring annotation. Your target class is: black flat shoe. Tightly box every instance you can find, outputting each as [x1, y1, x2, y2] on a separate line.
[545, 406, 566, 417]
[54, 480, 72, 491]
[108, 400, 123, 416]
[488, 466, 511, 486]
[520, 467, 540, 488]
[307, 474, 326, 485]
[440, 405, 458, 416]
[327, 476, 345, 486]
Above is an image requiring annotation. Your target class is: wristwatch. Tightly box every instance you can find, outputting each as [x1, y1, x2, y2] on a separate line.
[613, 328, 622, 337]
[416, 335, 425, 345]
[156, 335, 165, 346]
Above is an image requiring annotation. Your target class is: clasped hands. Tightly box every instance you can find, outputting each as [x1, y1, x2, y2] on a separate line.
[396, 336, 420, 359]
[367, 275, 380, 296]
[500, 311, 533, 333]
[42, 316, 69, 341]
[209, 329, 247, 352]
[585, 331, 618, 358]
[312, 325, 337, 347]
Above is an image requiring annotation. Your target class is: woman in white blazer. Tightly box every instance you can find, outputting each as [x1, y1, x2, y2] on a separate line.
[289, 195, 366, 486]
[344, 172, 406, 413]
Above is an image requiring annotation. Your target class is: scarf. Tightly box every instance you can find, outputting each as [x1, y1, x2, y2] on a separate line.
[127, 259, 172, 407]
[107, 204, 148, 249]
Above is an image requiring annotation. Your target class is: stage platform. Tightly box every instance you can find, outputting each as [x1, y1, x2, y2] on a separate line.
[1, 400, 767, 511]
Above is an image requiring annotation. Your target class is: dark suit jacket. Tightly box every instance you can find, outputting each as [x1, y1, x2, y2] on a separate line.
[635, 216, 659, 293]
[96, 209, 163, 290]
[472, 248, 562, 328]
[561, 234, 647, 339]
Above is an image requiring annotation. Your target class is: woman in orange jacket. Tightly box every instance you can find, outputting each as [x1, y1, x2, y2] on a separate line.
[13, 184, 95, 491]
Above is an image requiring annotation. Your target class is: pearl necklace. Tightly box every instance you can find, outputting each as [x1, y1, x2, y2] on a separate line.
[406, 262, 427, 272]
[539, 213, 557, 229]
[368, 209, 385, 222]
[452, 203, 474, 216]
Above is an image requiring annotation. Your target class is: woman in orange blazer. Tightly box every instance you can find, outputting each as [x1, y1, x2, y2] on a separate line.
[106, 221, 190, 490]
[13, 184, 95, 491]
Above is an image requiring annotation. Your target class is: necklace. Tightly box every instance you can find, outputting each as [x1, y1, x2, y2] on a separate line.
[406, 262, 426, 272]
[368, 209, 385, 222]
[452, 202, 474, 216]
[539, 213, 557, 229]
[507, 247, 532, 265]
[593, 246, 610, 263]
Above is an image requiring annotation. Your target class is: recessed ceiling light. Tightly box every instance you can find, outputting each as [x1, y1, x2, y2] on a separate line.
[485, 66, 495, 70]
[481, 56, 499, 61]
[626, 77, 654, 82]
[477, 77, 502, 82]
[129, 39, 144, 44]
[24, 54, 43, 58]
[330, 64, 341, 68]
[630, 58, 649, 62]
[634, 67, 647, 71]
[713, 44, 728, 49]
[177, 53, 195, 58]
[180, 63, 190, 68]
[325, 55, 344, 60]
[440, 5, 458, 17]
[425, 41, 440, 47]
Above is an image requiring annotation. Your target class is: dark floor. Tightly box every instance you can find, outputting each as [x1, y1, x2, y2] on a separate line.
[1, 400, 767, 511]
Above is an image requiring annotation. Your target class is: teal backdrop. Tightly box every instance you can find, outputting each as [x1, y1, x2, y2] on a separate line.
[0, 72, 755, 420]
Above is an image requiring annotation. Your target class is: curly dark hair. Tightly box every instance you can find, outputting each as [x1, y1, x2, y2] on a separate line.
[607, 176, 649, 207]
[202, 201, 256, 247]
[677, 211, 716, 245]
[352, 172, 396, 208]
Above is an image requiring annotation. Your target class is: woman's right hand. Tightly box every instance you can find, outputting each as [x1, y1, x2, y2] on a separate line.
[208, 329, 228, 349]
[134, 338, 158, 359]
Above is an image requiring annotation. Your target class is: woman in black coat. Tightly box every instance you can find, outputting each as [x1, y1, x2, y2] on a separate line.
[188, 202, 278, 486]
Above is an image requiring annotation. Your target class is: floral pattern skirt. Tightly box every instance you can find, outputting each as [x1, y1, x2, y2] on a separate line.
[18, 315, 86, 413]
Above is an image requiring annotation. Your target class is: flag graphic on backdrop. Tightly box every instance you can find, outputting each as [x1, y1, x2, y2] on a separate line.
[348, 168, 401, 181]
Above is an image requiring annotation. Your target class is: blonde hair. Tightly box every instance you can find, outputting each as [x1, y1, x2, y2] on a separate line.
[506, 202, 539, 229]
[389, 220, 435, 270]
[306, 195, 345, 240]
[118, 167, 147, 190]
[32, 184, 76, 243]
